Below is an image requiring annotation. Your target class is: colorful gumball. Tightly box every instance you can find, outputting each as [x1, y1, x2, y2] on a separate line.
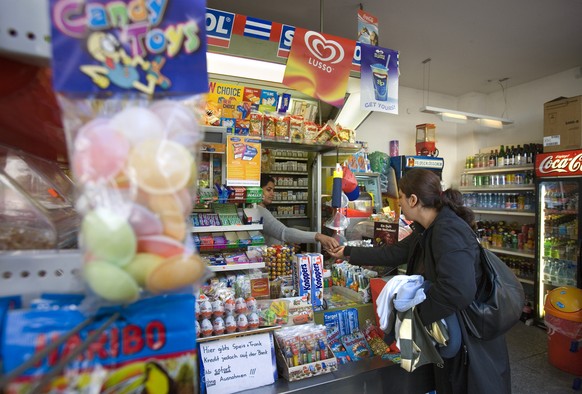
[110, 106, 165, 147]
[145, 253, 205, 293]
[127, 139, 193, 195]
[137, 235, 184, 258]
[123, 253, 164, 287]
[128, 204, 163, 237]
[82, 208, 136, 267]
[72, 118, 130, 183]
[84, 260, 140, 303]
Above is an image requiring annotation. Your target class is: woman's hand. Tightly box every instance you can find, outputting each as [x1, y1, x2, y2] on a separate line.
[327, 246, 346, 260]
[315, 233, 340, 251]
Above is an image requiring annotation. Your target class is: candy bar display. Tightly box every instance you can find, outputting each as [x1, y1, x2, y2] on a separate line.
[49, 0, 209, 304]
[264, 245, 295, 280]
[274, 325, 338, 381]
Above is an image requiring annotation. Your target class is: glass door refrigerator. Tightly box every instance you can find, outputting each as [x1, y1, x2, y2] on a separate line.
[535, 149, 581, 322]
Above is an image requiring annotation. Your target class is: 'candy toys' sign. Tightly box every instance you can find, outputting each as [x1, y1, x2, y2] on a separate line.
[199, 332, 277, 394]
[50, 0, 208, 96]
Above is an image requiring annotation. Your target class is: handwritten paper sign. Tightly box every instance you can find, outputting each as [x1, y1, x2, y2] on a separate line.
[199, 332, 277, 394]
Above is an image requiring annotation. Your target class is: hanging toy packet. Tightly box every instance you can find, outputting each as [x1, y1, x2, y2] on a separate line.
[49, 0, 209, 305]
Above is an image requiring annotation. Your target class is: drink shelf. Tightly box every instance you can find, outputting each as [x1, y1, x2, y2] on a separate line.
[273, 157, 309, 162]
[463, 165, 534, 174]
[472, 209, 535, 217]
[544, 209, 578, 215]
[191, 224, 263, 233]
[486, 247, 535, 259]
[460, 185, 535, 192]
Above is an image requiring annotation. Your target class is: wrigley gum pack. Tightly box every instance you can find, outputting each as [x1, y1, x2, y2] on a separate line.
[292, 254, 311, 300]
[2, 294, 198, 393]
[309, 254, 324, 310]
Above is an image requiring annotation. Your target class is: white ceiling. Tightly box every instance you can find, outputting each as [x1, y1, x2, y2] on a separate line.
[207, 0, 582, 97]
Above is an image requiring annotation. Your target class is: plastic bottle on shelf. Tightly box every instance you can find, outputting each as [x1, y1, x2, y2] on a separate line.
[542, 258, 552, 283]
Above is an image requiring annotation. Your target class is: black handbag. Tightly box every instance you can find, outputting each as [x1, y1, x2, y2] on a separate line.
[460, 245, 525, 340]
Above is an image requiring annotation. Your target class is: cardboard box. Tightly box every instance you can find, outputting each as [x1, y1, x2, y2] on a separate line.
[543, 96, 582, 152]
[275, 343, 338, 381]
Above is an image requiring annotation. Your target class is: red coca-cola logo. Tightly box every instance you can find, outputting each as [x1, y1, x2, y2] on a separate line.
[538, 152, 582, 174]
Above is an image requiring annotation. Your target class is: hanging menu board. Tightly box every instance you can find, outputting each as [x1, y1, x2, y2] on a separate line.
[199, 332, 277, 393]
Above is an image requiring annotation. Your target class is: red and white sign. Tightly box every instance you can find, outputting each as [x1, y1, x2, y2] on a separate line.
[535, 149, 582, 177]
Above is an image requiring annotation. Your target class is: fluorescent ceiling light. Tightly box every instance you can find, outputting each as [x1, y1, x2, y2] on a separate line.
[420, 105, 513, 126]
[476, 118, 503, 129]
[334, 92, 370, 130]
[207, 52, 285, 83]
[440, 112, 467, 123]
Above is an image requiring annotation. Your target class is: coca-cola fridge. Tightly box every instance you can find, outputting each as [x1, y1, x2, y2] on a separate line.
[535, 149, 582, 321]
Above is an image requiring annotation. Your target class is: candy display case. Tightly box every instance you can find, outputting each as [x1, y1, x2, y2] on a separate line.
[0, 144, 79, 250]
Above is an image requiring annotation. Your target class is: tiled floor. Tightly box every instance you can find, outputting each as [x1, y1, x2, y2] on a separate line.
[507, 322, 580, 393]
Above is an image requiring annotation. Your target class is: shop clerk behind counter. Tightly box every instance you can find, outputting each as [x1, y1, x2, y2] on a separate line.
[258, 175, 339, 250]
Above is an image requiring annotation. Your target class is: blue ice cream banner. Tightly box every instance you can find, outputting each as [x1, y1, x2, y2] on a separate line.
[359, 43, 399, 114]
[2, 294, 197, 391]
[49, 0, 208, 96]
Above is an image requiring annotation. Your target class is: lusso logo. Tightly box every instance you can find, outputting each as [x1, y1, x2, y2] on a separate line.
[304, 31, 344, 73]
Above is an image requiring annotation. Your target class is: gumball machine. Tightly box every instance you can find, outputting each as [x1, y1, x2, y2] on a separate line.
[415, 123, 438, 156]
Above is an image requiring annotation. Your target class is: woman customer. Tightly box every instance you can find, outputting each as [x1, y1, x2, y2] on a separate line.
[258, 174, 339, 251]
[329, 168, 511, 393]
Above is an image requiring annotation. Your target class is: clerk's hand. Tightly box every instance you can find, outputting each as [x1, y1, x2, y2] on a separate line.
[315, 233, 340, 251]
[327, 246, 346, 260]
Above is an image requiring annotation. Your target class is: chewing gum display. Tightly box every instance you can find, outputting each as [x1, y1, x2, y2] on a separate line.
[292, 254, 312, 299]
[309, 254, 324, 310]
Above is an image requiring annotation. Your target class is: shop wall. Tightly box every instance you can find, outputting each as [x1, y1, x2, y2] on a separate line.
[356, 66, 582, 189]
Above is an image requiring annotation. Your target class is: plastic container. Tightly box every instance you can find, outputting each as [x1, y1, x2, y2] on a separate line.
[543, 286, 582, 376]
[0, 144, 79, 250]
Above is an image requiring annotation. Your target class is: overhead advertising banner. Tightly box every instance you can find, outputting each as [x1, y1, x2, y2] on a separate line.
[360, 43, 399, 114]
[357, 9, 379, 46]
[283, 28, 355, 108]
[206, 8, 235, 48]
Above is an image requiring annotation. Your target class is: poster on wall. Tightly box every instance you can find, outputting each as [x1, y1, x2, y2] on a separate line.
[282, 28, 355, 108]
[357, 9, 379, 46]
[226, 135, 261, 186]
[359, 43, 399, 114]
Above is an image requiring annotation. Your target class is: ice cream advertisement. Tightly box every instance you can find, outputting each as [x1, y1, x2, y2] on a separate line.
[283, 28, 355, 107]
[360, 43, 399, 114]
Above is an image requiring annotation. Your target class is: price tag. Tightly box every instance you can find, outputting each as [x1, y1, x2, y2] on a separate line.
[199, 332, 277, 393]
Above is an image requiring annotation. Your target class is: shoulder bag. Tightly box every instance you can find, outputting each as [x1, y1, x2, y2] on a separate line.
[459, 244, 525, 340]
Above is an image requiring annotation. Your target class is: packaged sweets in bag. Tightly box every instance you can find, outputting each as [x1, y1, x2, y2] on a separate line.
[49, 0, 209, 305]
